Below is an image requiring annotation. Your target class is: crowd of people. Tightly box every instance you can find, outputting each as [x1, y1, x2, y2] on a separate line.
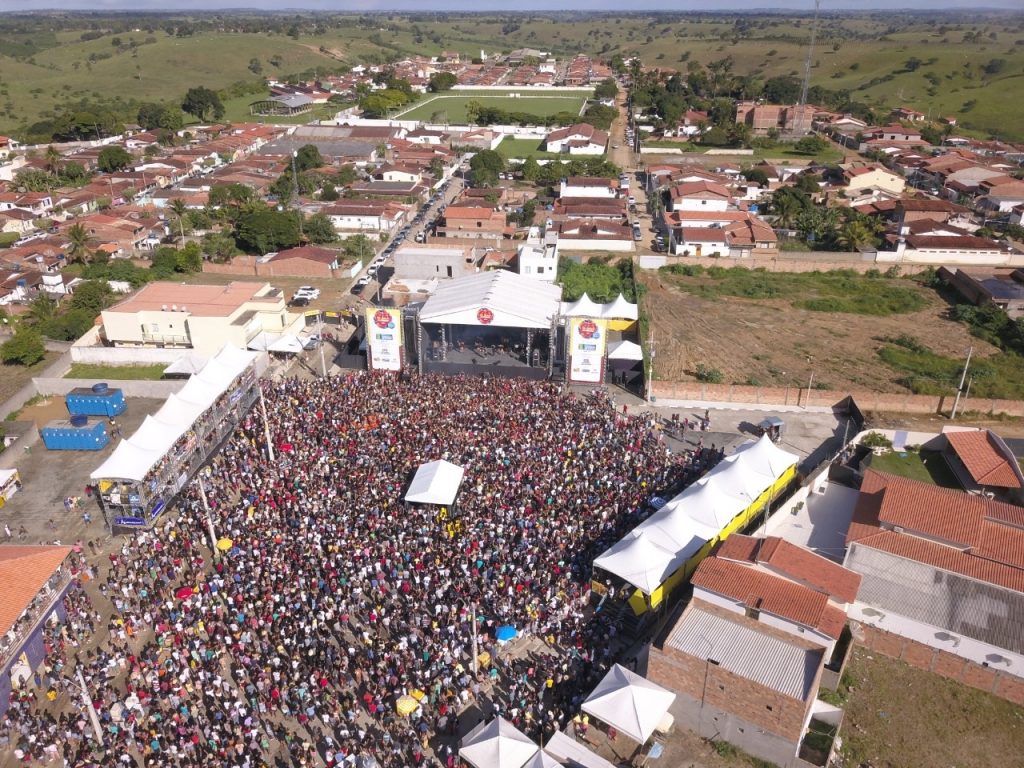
[4, 372, 723, 768]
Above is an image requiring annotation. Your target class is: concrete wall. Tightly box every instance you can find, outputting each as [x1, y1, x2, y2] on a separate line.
[0, 422, 39, 470]
[32, 378, 185, 398]
[70, 346, 186, 365]
[648, 380, 1024, 418]
[852, 621, 1024, 706]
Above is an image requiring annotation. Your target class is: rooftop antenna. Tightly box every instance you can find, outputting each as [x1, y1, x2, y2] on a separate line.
[795, 0, 823, 137]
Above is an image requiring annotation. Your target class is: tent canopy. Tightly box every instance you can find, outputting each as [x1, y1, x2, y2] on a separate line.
[592, 530, 690, 595]
[581, 664, 676, 743]
[544, 732, 618, 768]
[522, 751, 563, 768]
[419, 271, 562, 329]
[268, 335, 304, 354]
[561, 293, 604, 318]
[404, 459, 465, 505]
[604, 292, 639, 321]
[163, 352, 208, 376]
[247, 333, 281, 351]
[460, 717, 539, 768]
[607, 340, 644, 361]
[734, 433, 799, 481]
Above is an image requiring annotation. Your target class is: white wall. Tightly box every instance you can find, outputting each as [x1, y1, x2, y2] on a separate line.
[71, 345, 190, 365]
[557, 239, 634, 252]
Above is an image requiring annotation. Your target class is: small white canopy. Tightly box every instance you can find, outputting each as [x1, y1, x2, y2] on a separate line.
[405, 459, 465, 505]
[604, 293, 639, 321]
[592, 530, 688, 595]
[460, 717, 539, 768]
[163, 352, 208, 376]
[561, 293, 604, 318]
[247, 333, 281, 351]
[544, 732, 617, 768]
[268, 335, 304, 354]
[582, 664, 677, 743]
[607, 340, 644, 361]
[522, 750, 563, 768]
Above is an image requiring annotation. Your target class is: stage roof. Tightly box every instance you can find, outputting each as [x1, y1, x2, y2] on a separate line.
[419, 271, 561, 329]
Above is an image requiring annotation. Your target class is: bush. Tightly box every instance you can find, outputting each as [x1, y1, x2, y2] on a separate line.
[1, 329, 46, 366]
[861, 431, 893, 449]
[695, 364, 724, 383]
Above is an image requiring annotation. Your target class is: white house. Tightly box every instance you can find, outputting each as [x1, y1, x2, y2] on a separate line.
[554, 218, 634, 252]
[559, 176, 618, 199]
[376, 164, 422, 184]
[543, 123, 609, 156]
[322, 201, 410, 233]
[517, 227, 559, 282]
[666, 181, 732, 212]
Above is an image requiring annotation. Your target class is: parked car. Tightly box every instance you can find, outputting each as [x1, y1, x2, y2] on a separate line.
[288, 296, 310, 307]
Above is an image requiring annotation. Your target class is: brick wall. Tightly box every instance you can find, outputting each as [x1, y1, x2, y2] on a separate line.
[202, 258, 335, 279]
[853, 622, 1024, 705]
[203, 257, 258, 277]
[648, 380, 1024, 418]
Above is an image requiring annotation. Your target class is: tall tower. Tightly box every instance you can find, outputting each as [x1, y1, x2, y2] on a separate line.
[795, 0, 823, 136]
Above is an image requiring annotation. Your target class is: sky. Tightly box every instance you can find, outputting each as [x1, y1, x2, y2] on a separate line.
[2, 1, 1022, 11]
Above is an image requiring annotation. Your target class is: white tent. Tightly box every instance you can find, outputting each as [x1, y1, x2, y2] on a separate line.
[677, 478, 749, 533]
[155, 393, 209, 427]
[592, 530, 688, 595]
[544, 732, 618, 768]
[603, 293, 639, 321]
[91, 442, 167, 483]
[404, 460, 465, 505]
[634, 505, 712, 552]
[268, 335, 304, 354]
[127, 415, 189, 454]
[581, 664, 677, 743]
[561, 293, 604, 318]
[163, 352, 208, 376]
[522, 750, 563, 768]
[607, 340, 644, 361]
[459, 717, 539, 768]
[733, 433, 799, 481]
[420, 270, 562, 329]
[247, 333, 281, 351]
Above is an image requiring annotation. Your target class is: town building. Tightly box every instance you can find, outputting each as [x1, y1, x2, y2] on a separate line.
[543, 124, 609, 155]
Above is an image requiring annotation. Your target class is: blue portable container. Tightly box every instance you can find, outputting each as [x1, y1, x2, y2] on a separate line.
[41, 417, 110, 451]
[65, 383, 127, 418]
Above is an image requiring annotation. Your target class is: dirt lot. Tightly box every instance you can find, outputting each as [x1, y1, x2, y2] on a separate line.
[638, 270, 995, 392]
[840, 648, 1024, 768]
[0, 351, 62, 406]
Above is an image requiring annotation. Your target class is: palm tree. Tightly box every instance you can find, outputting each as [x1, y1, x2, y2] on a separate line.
[168, 198, 189, 242]
[44, 145, 61, 175]
[837, 219, 876, 252]
[771, 191, 803, 231]
[65, 222, 92, 265]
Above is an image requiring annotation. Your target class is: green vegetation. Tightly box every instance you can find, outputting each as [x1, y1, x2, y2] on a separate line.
[66, 363, 167, 380]
[559, 256, 642, 303]
[867, 449, 962, 488]
[397, 94, 587, 124]
[659, 266, 930, 316]
[876, 341, 1024, 400]
[0, 329, 45, 366]
[496, 137, 561, 161]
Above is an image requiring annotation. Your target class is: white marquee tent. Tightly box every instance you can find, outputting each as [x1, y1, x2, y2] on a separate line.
[419, 271, 562, 329]
[268, 335, 304, 354]
[544, 732, 618, 768]
[404, 459, 465, 505]
[163, 352, 208, 376]
[607, 340, 644, 361]
[459, 717, 539, 768]
[92, 346, 258, 483]
[581, 664, 676, 744]
[560, 292, 638, 321]
[521, 750, 563, 768]
[594, 434, 798, 597]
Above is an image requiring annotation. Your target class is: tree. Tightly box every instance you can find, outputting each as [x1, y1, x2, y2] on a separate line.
[465, 99, 483, 125]
[304, 213, 336, 245]
[176, 241, 203, 272]
[469, 149, 505, 186]
[181, 86, 225, 122]
[793, 135, 829, 155]
[320, 181, 339, 202]
[150, 246, 180, 277]
[137, 102, 183, 131]
[1, 329, 45, 366]
[69, 280, 113, 315]
[770, 187, 810, 229]
[428, 72, 458, 92]
[836, 218, 876, 252]
[593, 78, 618, 101]
[65, 223, 93, 264]
[44, 145, 62, 175]
[97, 145, 132, 173]
[248, 57, 263, 75]
[25, 293, 58, 326]
[342, 234, 373, 264]
[521, 156, 541, 182]
[294, 144, 324, 173]
[168, 198, 189, 241]
[236, 208, 301, 254]
[741, 168, 770, 187]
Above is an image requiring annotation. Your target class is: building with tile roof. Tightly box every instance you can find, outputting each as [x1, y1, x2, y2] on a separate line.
[944, 430, 1024, 492]
[0, 545, 74, 714]
[843, 469, 1024, 696]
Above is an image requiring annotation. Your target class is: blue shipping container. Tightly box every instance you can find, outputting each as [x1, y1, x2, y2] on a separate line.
[41, 418, 110, 451]
[65, 386, 127, 418]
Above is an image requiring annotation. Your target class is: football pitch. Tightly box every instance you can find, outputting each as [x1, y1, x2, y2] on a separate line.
[397, 93, 588, 123]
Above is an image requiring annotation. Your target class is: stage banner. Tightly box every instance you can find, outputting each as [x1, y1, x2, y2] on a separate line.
[365, 307, 403, 371]
[568, 317, 607, 384]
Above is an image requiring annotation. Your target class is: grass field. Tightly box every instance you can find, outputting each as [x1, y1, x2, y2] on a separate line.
[396, 94, 587, 123]
[496, 137, 561, 160]
[865, 449, 961, 488]
[841, 647, 1024, 768]
[65, 363, 167, 381]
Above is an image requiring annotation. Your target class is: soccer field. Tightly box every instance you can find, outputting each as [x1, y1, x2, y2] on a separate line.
[397, 94, 588, 123]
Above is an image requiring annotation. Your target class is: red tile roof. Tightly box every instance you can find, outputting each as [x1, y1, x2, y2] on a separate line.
[975, 522, 1024, 569]
[945, 430, 1022, 489]
[0, 545, 72, 637]
[853, 530, 1024, 593]
[691, 556, 846, 639]
[718, 534, 861, 603]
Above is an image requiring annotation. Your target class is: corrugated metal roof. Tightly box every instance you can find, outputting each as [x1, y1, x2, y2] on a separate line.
[665, 606, 823, 700]
[847, 542, 1024, 655]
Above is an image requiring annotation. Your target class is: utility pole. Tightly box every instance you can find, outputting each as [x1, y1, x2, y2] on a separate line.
[76, 666, 105, 746]
[258, 385, 276, 462]
[950, 346, 973, 420]
[197, 472, 217, 551]
[795, 0, 822, 137]
[805, 356, 814, 410]
[645, 327, 656, 402]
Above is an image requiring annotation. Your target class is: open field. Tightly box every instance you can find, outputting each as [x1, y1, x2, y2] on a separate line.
[496, 137, 562, 160]
[865, 448, 961, 487]
[396, 94, 587, 123]
[840, 647, 1024, 768]
[0, 351, 61, 411]
[638, 267, 1002, 395]
[642, 140, 847, 164]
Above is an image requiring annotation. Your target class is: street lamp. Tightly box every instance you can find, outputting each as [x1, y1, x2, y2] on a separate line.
[805, 355, 814, 409]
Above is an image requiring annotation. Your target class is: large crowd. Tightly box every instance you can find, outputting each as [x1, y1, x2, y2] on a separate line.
[3, 373, 723, 768]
